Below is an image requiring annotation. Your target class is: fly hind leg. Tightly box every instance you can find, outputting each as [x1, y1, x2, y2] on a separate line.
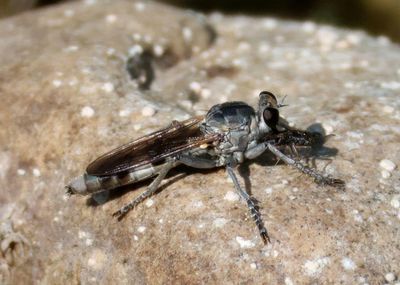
[226, 165, 270, 244]
[112, 160, 175, 220]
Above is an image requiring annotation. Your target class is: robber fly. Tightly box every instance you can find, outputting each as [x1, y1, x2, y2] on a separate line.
[66, 91, 344, 243]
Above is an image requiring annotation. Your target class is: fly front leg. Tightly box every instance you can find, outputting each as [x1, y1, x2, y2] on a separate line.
[112, 160, 176, 220]
[244, 142, 269, 160]
[226, 165, 270, 244]
[266, 143, 345, 188]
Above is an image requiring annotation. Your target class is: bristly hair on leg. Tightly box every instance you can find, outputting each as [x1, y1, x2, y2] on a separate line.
[266, 143, 345, 189]
[247, 196, 270, 244]
[226, 165, 271, 244]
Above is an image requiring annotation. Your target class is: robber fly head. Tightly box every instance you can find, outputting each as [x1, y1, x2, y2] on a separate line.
[258, 91, 280, 134]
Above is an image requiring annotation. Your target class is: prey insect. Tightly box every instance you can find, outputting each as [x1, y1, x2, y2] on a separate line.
[66, 91, 344, 243]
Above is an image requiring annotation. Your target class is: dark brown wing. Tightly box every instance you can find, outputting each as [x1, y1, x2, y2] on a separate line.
[86, 116, 220, 176]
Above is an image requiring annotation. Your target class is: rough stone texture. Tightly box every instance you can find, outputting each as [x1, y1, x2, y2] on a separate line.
[0, 0, 399, 284]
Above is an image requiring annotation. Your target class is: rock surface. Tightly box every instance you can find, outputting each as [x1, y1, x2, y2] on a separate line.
[0, 0, 399, 284]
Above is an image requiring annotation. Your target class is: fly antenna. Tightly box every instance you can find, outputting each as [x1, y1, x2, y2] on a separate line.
[278, 95, 289, 108]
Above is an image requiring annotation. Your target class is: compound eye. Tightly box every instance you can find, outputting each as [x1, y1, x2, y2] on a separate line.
[263, 107, 279, 130]
[259, 91, 278, 108]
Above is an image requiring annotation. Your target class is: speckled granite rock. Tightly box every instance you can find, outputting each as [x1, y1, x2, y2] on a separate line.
[0, 0, 399, 284]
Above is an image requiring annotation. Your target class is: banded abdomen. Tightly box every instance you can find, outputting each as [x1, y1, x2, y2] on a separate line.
[66, 161, 179, 195]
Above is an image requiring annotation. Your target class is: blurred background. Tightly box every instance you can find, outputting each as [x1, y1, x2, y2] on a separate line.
[0, 0, 399, 43]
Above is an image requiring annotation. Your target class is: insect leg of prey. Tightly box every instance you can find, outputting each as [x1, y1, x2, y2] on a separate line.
[226, 165, 270, 244]
[66, 160, 180, 196]
[266, 143, 344, 188]
[112, 159, 176, 219]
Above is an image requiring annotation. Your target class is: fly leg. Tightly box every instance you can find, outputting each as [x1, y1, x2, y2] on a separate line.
[177, 153, 218, 169]
[226, 165, 270, 244]
[112, 160, 175, 220]
[266, 143, 345, 188]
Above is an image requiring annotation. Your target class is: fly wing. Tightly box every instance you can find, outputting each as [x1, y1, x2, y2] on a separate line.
[86, 116, 220, 176]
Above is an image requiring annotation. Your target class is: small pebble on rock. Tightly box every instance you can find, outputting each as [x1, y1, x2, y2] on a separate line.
[379, 159, 397, 172]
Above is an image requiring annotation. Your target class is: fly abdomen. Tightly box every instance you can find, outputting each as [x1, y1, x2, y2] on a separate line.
[66, 163, 174, 196]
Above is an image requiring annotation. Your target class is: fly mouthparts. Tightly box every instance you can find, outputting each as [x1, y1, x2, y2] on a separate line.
[65, 185, 74, 196]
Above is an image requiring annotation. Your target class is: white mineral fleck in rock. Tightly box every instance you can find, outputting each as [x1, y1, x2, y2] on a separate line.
[69, 79, 78, 86]
[137, 226, 146, 233]
[316, 28, 338, 48]
[250, 262, 257, 269]
[344, 140, 360, 151]
[134, 2, 145, 12]
[322, 123, 334, 135]
[193, 201, 203, 208]
[145, 199, 154, 208]
[341, 257, 356, 271]
[258, 43, 270, 54]
[383, 105, 395, 114]
[133, 235, 139, 241]
[106, 48, 115, 56]
[78, 230, 89, 239]
[17, 169, 26, 176]
[352, 210, 363, 223]
[85, 238, 93, 246]
[213, 218, 228, 228]
[265, 187, 273, 195]
[144, 35, 152, 43]
[381, 170, 391, 179]
[118, 109, 131, 117]
[52, 79, 62, 87]
[87, 249, 107, 270]
[385, 272, 396, 282]
[182, 27, 192, 42]
[101, 82, 114, 93]
[141, 106, 156, 117]
[200, 88, 211, 99]
[129, 44, 143, 55]
[284, 277, 294, 285]
[64, 9, 75, 17]
[64, 45, 79, 52]
[390, 196, 400, 209]
[235, 236, 255, 248]
[346, 33, 362, 45]
[381, 81, 400, 90]
[32, 168, 41, 177]
[105, 14, 117, 24]
[379, 159, 396, 172]
[303, 257, 330, 276]
[224, 191, 239, 201]
[262, 19, 277, 30]
[153, 44, 164, 57]
[132, 33, 142, 41]
[238, 41, 250, 51]
[84, 0, 96, 5]
[336, 40, 350, 49]
[302, 21, 316, 33]
[346, 130, 364, 139]
[189, 81, 202, 93]
[81, 106, 95, 118]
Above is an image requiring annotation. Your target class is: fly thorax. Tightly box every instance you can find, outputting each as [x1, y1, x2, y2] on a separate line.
[203, 100, 258, 149]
